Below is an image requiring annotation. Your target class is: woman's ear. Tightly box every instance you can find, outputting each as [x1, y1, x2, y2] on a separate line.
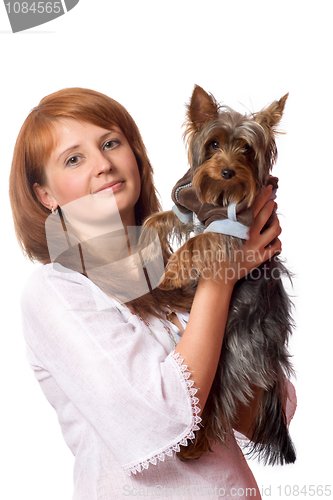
[33, 183, 59, 211]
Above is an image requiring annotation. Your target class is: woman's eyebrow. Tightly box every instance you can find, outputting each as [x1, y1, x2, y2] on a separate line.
[56, 131, 121, 162]
[57, 145, 80, 161]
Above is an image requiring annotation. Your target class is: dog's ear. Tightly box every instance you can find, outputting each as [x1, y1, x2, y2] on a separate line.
[187, 85, 219, 129]
[254, 93, 289, 129]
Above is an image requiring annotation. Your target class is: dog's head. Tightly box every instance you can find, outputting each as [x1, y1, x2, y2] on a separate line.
[184, 85, 288, 207]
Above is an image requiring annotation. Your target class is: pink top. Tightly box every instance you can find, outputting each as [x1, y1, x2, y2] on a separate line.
[21, 264, 296, 500]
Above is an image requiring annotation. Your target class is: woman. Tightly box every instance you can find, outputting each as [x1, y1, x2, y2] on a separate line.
[10, 88, 295, 499]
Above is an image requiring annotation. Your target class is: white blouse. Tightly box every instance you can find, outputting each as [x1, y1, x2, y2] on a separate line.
[21, 264, 296, 500]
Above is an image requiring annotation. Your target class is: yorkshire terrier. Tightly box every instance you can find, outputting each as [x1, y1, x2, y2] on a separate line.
[144, 85, 296, 465]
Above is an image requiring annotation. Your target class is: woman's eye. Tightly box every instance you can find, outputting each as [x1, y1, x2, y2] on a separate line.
[66, 156, 80, 167]
[103, 140, 119, 150]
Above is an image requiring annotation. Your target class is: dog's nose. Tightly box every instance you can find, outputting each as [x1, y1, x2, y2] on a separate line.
[221, 168, 235, 180]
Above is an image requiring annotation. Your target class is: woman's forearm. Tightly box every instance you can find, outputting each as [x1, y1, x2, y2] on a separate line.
[173, 275, 234, 413]
[173, 187, 281, 415]
[232, 385, 264, 439]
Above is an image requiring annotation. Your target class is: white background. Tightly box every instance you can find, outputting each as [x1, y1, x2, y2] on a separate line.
[1, 1, 332, 498]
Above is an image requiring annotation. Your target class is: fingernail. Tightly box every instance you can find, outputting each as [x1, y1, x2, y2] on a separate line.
[262, 184, 272, 194]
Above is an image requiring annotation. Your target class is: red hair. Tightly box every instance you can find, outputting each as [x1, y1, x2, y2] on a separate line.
[9, 87, 162, 263]
[10, 87, 194, 318]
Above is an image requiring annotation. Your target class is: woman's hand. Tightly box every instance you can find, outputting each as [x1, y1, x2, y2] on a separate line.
[173, 185, 283, 415]
[216, 185, 282, 287]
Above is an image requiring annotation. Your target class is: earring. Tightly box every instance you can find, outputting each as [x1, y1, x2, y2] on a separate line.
[50, 205, 58, 215]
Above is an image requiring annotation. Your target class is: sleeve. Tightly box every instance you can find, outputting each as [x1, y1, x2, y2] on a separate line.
[21, 265, 201, 476]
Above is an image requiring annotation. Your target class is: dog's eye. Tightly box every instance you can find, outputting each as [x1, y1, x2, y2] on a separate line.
[243, 144, 252, 155]
[210, 141, 220, 151]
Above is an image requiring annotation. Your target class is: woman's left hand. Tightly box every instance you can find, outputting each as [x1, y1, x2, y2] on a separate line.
[227, 185, 282, 285]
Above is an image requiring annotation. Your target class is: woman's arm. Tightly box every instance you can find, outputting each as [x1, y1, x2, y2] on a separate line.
[173, 185, 282, 413]
[232, 379, 297, 440]
[20, 186, 280, 475]
[232, 385, 264, 438]
[21, 265, 202, 475]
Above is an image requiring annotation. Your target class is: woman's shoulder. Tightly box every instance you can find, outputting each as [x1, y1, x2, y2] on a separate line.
[21, 263, 126, 320]
[21, 263, 96, 312]
[22, 263, 85, 294]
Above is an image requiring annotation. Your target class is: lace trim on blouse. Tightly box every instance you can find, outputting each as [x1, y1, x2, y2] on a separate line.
[123, 351, 202, 476]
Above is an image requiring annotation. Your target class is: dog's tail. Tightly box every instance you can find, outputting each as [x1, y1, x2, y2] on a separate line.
[246, 380, 296, 465]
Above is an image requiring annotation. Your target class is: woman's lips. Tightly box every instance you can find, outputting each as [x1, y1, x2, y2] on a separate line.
[94, 181, 123, 194]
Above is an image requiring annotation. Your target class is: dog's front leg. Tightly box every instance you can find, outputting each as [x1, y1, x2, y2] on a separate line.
[160, 232, 229, 289]
[143, 210, 183, 242]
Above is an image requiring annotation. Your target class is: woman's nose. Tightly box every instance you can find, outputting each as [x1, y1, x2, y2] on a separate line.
[93, 151, 113, 176]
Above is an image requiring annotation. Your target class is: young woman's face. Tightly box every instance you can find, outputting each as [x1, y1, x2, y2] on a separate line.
[34, 119, 141, 227]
